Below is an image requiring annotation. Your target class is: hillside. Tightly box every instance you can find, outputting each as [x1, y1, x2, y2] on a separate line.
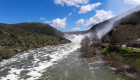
[0, 22, 70, 61]
[88, 5, 140, 38]
[102, 11, 140, 45]
[99, 10, 140, 78]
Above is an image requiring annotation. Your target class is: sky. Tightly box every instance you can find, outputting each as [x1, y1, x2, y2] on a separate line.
[0, 0, 140, 32]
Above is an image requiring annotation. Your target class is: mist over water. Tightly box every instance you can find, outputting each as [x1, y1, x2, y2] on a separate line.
[0, 6, 140, 80]
[64, 34, 90, 42]
[95, 5, 140, 38]
[0, 33, 135, 80]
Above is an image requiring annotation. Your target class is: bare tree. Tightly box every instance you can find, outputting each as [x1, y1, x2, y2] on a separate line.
[112, 25, 138, 48]
[90, 31, 100, 51]
[80, 36, 91, 57]
[80, 31, 100, 58]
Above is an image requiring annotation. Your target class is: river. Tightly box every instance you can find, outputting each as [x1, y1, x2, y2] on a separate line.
[0, 42, 135, 80]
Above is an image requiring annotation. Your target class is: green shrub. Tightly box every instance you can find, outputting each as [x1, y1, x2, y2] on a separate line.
[101, 49, 108, 55]
[107, 45, 119, 53]
[119, 48, 129, 54]
[0, 56, 2, 61]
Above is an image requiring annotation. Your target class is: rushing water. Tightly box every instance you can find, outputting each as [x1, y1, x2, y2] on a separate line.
[0, 42, 135, 80]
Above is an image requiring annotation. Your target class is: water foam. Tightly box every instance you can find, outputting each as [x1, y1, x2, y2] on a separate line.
[64, 34, 91, 43]
[0, 43, 80, 80]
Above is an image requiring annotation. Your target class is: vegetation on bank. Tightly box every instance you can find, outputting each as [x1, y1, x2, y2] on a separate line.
[0, 23, 70, 61]
[100, 45, 140, 78]
[80, 31, 100, 58]
[80, 11, 140, 78]
[100, 11, 140, 78]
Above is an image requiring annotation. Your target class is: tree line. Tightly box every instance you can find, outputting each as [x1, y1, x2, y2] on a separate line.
[0, 23, 70, 61]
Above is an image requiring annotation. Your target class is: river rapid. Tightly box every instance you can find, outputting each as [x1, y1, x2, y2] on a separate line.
[0, 42, 136, 80]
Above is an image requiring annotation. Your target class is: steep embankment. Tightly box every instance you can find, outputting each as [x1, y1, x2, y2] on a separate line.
[0, 22, 70, 61]
[88, 5, 140, 38]
[100, 9, 140, 79]
[102, 11, 140, 44]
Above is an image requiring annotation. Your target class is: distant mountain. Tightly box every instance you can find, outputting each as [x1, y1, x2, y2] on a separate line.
[3, 22, 64, 37]
[64, 5, 140, 38]
[89, 5, 140, 37]
[102, 9, 140, 44]
[0, 22, 70, 61]
[117, 11, 140, 25]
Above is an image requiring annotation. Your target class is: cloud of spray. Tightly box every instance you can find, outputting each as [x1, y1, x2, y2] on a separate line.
[64, 5, 140, 42]
[64, 33, 91, 42]
[96, 5, 140, 38]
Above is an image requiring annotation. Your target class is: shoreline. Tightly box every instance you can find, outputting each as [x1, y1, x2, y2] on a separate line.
[85, 53, 140, 80]
[104, 59, 140, 79]
[0, 41, 71, 62]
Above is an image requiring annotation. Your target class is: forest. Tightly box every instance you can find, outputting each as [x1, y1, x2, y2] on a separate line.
[0, 23, 70, 61]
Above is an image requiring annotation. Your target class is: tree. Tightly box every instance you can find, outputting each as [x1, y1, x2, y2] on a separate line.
[80, 31, 100, 58]
[90, 31, 100, 51]
[111, 25, 138, 48]
[80, 36, 91, 57]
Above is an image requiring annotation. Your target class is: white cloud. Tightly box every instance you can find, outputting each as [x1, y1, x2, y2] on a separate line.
[54, 0, 89, 7]
[45, 20, 52, 23]
[40, 17, 52, 23]
[51, 18, 67, 29]
[40, 17, 67, 29]
[68, 12, 72, 16]
[66, 12, 73, 18]
[84, 10, 115, 27]
[124, 0, 140, 5]
[75, 19, 84, 25]
[79, 2, 101, 14]
[72, 27, 80, 31]
[40, 17, 46, 20]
